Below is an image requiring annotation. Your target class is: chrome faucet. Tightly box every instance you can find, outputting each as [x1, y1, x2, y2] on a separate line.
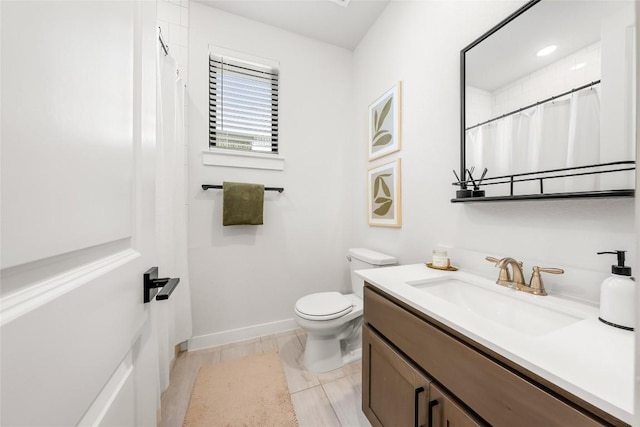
[486, 256, 564, 296]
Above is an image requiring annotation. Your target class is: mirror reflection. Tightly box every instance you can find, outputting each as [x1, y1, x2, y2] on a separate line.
[463, 0, 635, 197]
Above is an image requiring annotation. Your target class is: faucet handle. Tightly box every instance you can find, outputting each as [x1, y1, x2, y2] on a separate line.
[529, 266, 564, 295]
[538, 267, 564, 275]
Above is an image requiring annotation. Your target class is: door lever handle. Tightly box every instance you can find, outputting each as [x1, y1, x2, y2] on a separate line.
[156, 278, 180, 300]
[144, 267, 180, 303]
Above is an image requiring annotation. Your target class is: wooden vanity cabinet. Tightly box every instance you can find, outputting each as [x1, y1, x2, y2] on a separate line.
[363, 285, 627, 427]
[363, 325, 484, 427]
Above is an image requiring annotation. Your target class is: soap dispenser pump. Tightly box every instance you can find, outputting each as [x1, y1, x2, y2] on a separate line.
[597, 250, 635, 331]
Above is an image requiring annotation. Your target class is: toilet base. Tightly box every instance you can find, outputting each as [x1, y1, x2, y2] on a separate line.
[302, 321, 363, 373]
[294, 293, 364, 373]
[303, 335, 362, 372]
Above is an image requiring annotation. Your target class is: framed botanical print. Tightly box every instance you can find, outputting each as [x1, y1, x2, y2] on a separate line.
[368, 158, 402, 227]
[368, 82, 402, 161]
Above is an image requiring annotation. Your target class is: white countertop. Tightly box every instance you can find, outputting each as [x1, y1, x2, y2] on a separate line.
[356, 264, 634, 424]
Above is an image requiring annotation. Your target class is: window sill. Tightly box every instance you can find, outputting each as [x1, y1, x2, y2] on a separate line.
[202, 148, 285, 171]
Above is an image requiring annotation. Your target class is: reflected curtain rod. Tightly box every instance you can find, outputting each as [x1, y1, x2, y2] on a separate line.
[465, 80, 601, 131]
[158, 27, 169, 56]
[202, 184, 284, 193]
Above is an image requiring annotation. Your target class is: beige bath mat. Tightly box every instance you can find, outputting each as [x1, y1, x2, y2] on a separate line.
[183, 352, 298, 426]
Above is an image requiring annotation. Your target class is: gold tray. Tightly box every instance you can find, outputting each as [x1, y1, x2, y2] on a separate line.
[425, 262, 458, 272]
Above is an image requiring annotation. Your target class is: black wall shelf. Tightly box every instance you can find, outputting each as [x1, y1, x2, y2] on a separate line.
[451, 161, 635, 203]
[451, 189, 634, 203]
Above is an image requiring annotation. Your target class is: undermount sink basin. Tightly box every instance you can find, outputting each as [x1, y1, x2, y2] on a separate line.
[408, 277, 585, 336]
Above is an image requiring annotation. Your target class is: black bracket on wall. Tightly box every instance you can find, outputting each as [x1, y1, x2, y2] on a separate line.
[144, 267, 180, 303]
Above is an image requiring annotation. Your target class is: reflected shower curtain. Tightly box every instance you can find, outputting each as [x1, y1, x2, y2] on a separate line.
[155, 48, 193, 393]
[466, 110, 540, 196]
[465, 86, 600, 196]
[513, 105, 543, 194]
[565, 87, 601, 191]
[466, 123, 507, 196]
[539, 98, 571, 193]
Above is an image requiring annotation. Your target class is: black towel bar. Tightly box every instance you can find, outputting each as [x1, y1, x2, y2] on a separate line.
[202, 184, 284, 193]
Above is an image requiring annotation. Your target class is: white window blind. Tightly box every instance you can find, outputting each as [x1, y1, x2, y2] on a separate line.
[209, 54, 279, 153]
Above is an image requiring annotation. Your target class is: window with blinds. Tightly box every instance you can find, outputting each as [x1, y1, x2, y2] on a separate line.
[209, 54, 279, 154]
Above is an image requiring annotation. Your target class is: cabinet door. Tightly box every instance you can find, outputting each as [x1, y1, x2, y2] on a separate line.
[429, 383, 485, 427]
[363, 325, 431, 427]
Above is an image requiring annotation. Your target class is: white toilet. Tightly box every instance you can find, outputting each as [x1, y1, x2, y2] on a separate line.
[294, 248, 396, 372]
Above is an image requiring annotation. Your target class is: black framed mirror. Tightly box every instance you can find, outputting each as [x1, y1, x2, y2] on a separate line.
[456, 0, 636, 202]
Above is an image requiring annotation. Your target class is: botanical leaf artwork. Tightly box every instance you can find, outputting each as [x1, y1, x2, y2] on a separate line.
[368, 83, 401, 161]
[368, 158, 401, 227]
[371, 96, 394, 149]
[372, 172, 393, 217]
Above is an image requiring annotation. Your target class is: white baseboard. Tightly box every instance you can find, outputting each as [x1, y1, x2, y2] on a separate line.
[187, 318, 299, 351]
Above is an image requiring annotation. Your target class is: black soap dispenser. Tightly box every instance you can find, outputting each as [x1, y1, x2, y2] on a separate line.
[597, 251, 635, 331]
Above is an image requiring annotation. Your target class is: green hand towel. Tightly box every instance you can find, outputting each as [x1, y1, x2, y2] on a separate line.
[222, 182, 265, 226]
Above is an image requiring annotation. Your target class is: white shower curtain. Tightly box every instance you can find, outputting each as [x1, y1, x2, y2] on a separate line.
[466, 111, 536, 196]
[565, 87, 601, 191]
[465, 86, 601, 196]
[155, 48, 193, 393]
[539, 98, 571, 193]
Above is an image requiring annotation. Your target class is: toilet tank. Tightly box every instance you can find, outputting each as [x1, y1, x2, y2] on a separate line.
[348, 248, 396, 298]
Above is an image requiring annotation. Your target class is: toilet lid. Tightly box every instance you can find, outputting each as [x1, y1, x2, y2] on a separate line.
[295, 292, 353, 320]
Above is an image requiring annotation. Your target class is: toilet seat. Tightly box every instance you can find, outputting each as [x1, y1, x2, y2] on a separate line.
[295, 292, 353, 320]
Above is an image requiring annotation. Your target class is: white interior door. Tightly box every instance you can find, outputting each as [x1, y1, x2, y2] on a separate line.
[1, 1, 162, 425]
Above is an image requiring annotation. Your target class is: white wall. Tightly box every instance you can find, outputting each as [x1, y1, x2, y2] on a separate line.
[352, 1, 635, 305]
[187, 2, 354, 346]
[465, 86, 492, 129]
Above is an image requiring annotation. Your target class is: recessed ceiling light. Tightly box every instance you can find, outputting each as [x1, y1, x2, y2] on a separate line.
[570, 62, 586, 71]
[328, 0, 351, 7]
[537, 45, 557, 57]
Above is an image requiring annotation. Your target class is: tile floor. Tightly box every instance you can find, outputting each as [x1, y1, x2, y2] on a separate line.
[159, 329, 371, 427]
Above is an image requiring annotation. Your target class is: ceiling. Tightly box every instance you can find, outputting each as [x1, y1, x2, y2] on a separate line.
[193, 0, 390, 50]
